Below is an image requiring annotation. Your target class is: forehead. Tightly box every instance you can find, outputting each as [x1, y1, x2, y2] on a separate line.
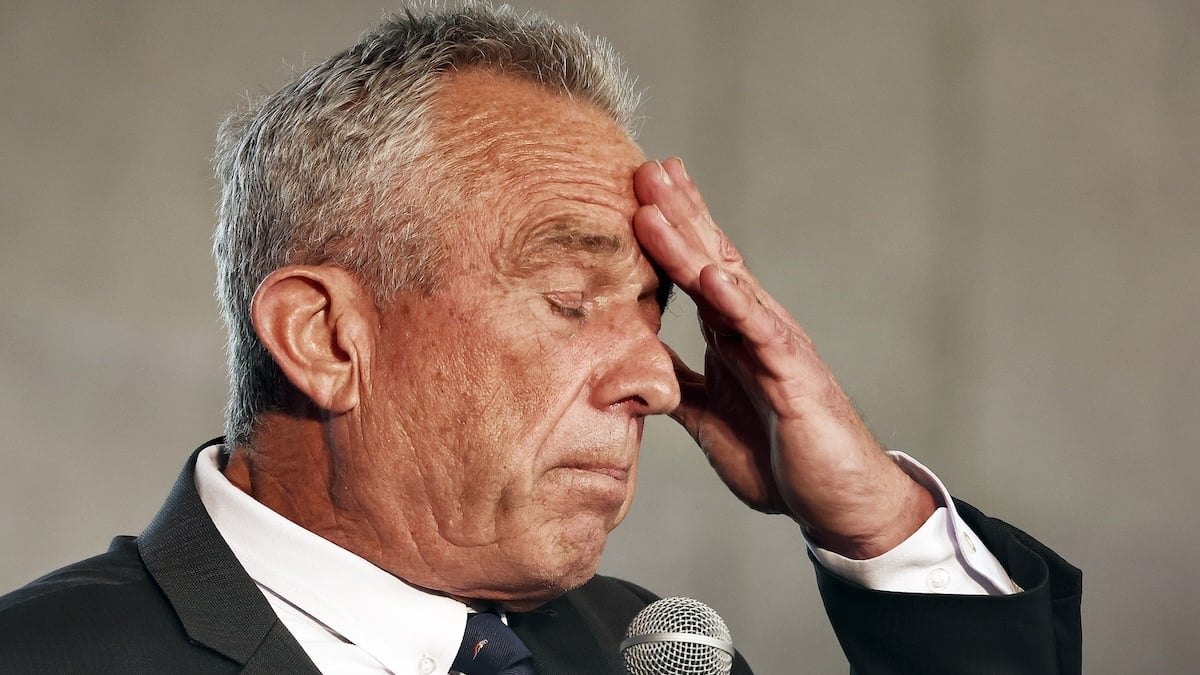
[428, 69, 646, 258]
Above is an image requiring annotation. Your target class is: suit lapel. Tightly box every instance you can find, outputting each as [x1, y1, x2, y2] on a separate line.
[138, 441, 320, 674]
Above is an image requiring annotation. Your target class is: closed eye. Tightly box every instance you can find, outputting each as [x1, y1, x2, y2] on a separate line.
[545, 292, 587, 319]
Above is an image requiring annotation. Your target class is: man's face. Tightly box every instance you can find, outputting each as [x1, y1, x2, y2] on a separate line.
[345, 71, 679, 607]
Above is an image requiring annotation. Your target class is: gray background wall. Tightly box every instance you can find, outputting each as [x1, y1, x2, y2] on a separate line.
[2, 1, 1196, 672]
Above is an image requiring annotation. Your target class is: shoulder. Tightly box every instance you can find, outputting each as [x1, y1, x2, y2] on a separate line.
[0, 537, 235, 673]
[0, 536, 155, 621]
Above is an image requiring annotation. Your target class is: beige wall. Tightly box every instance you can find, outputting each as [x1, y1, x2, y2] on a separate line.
[2, 1, 1197, 672]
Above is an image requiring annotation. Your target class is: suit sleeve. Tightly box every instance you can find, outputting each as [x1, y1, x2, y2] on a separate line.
[812, 499, 1082, 674]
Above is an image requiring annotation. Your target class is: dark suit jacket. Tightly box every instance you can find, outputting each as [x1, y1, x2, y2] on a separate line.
[0, 443, 1080, 674]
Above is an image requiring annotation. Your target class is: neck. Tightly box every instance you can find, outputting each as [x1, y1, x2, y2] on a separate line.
[224, 413, 387, 559]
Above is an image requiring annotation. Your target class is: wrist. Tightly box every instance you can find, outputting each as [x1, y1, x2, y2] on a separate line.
[803, 472, 937, 560]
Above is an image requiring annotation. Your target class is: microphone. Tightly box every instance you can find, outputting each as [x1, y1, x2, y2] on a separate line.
[619, 596, 735, 675]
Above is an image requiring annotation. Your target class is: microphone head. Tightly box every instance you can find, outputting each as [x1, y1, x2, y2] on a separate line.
[620, 596, 734, 675]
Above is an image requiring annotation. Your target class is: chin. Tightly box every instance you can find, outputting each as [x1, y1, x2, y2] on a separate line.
[483, 523, 610, 610]
[495, 557, 602, 612]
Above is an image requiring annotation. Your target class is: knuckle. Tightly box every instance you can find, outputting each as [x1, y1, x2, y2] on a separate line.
[717, 234, 742, 263]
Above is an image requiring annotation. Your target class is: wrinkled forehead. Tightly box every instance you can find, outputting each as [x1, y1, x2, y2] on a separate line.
[429, 68, 642, 156]
[416, 69, 675, 308]
[434, 72, 641, 186]
[426, 69, 648, 252]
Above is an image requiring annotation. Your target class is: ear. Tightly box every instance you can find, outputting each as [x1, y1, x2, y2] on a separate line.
[250, 265, 374, 414]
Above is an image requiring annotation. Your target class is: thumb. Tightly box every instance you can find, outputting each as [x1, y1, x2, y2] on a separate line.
[665, 344, 706, 439]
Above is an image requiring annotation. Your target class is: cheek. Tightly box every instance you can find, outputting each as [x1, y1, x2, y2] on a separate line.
[373, 301, 604, 486]
[486, 320, 595, 425]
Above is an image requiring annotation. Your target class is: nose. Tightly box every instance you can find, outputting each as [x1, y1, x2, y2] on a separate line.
[591, 312, 681, 416]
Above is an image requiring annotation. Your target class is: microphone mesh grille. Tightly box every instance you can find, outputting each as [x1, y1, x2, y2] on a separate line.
[622, 597, 733, 675]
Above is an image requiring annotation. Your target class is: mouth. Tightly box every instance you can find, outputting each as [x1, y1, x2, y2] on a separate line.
[546, 462, 632, 491]
[538, 461, 635, 521]
[567, 464, 629, 482]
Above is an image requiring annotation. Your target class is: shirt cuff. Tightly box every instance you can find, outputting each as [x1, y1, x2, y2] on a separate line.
[806, 451, 1019, 595]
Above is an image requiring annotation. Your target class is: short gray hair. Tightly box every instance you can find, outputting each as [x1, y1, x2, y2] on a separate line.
[213, 2, 640, 445]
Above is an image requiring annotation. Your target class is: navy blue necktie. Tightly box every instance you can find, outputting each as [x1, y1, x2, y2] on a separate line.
[452, 611, 536, 675]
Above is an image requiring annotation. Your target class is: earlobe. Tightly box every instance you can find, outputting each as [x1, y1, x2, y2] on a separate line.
[250, 265, 371, 415]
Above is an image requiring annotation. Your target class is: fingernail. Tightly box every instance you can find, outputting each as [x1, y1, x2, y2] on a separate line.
[656, 160, 673, 185]
[677, 158, 690, 182]
[717, 267, 731, 282]
[650, 203, 667, 223]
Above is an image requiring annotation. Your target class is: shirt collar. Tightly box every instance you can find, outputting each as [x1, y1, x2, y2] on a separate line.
[194, 445, 468, 673]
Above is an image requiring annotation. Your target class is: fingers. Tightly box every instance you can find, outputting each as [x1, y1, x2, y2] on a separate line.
[635, 158, 833, 422]
[632, 159, 741, 296]
[696, 264, 802, 385]
[663, 344, 705, 432]
[633, 158, 799, 370]
[632, 158, 705, 227]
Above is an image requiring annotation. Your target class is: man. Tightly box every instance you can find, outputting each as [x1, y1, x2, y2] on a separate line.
[0, 4, 1080, 674]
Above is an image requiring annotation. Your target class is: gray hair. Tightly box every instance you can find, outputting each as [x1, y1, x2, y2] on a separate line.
[213, 2, 640, 446]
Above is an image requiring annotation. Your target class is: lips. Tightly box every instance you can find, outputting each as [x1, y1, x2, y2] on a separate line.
[546, 460, 632, 486]
[567, 464, 629, 482]
[542, 461, 633, 511]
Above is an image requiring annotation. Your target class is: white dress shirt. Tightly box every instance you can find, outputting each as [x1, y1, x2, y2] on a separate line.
[807, 451, 1018, 595]
[195, 444, 1014, 674]
[196, 446, 468, 675]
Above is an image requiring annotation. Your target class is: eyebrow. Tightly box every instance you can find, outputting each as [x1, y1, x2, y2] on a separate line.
[519, 222, 631, 259]
[506, 220, 675, 311]
[504, 222, 633, 276]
